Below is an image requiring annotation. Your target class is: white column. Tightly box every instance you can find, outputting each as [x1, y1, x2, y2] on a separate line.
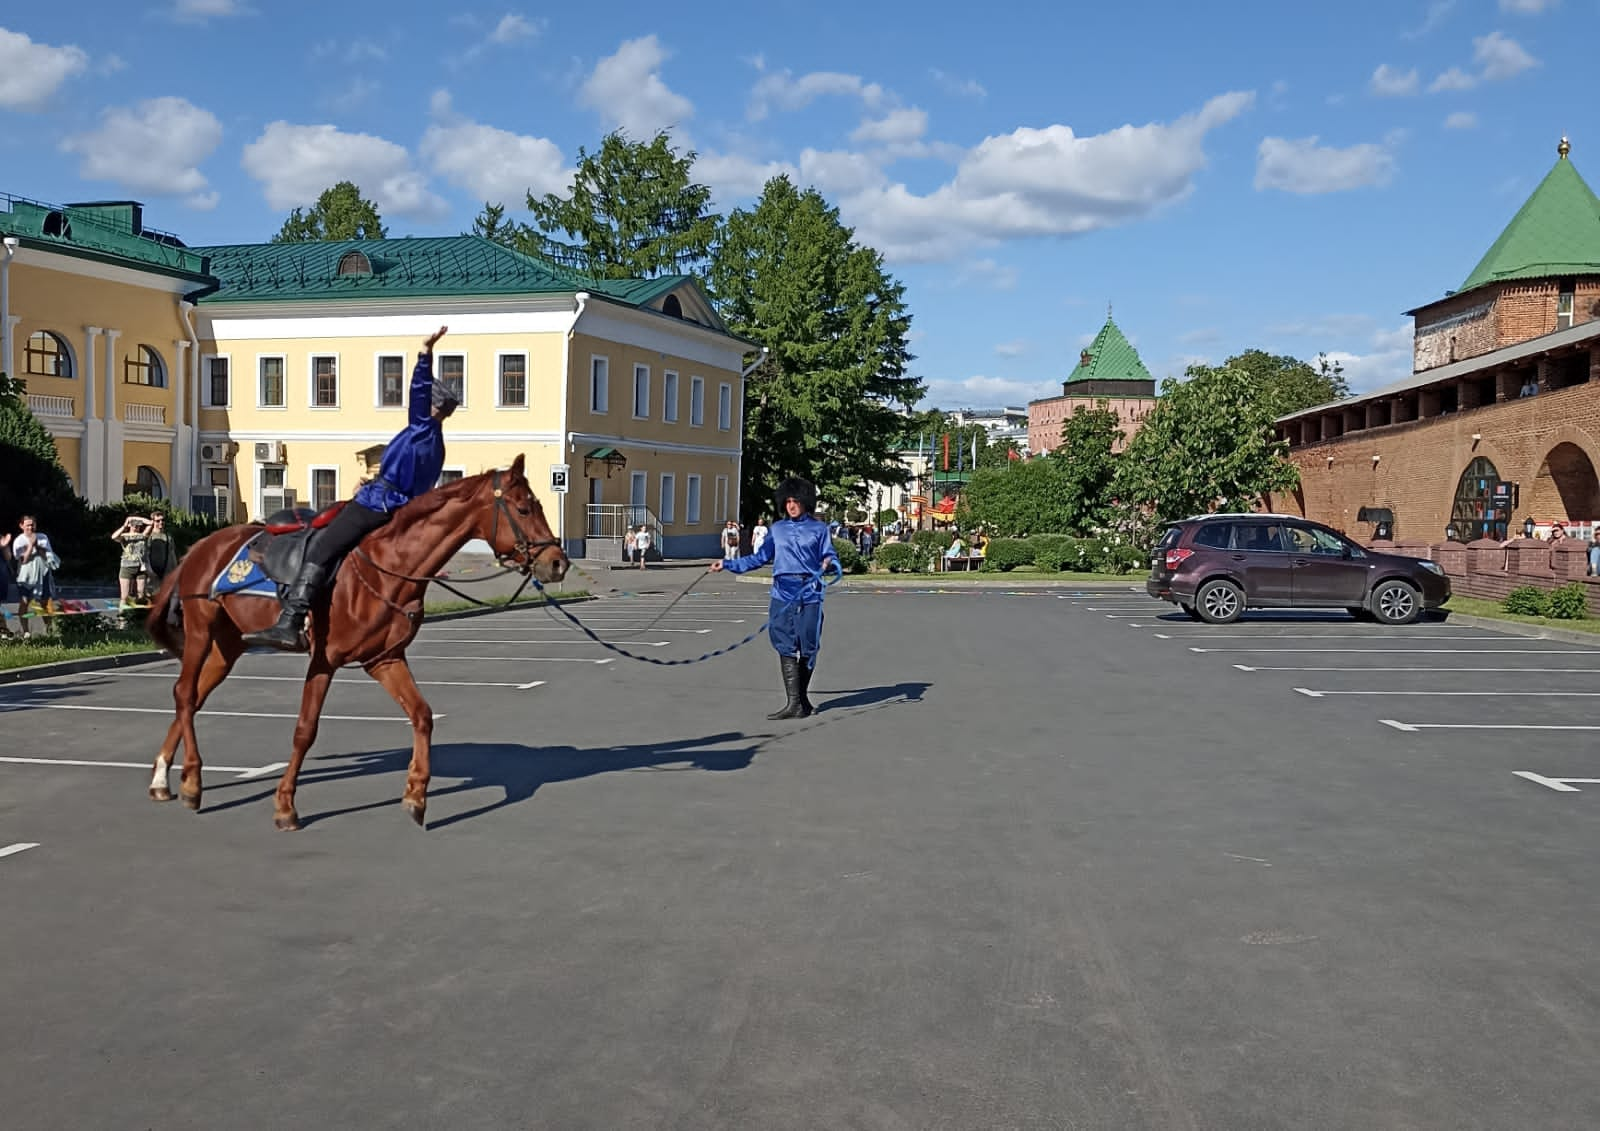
[3, 315, 18, 377]
[102, 328, 122, 500]
[172, 338, 192, 504]
[81, 327, 103, 503]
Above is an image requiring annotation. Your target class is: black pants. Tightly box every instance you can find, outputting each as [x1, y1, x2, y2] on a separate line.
[305, 500, 392, 571]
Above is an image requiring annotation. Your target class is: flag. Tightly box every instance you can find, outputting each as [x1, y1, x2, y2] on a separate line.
[971, 433, 979, 469]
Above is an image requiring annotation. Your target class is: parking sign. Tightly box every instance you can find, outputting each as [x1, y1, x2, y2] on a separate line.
[550, 464, 570, 493]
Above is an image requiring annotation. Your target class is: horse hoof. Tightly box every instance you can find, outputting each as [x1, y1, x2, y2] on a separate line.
[180, 792, 202, 811]
[274, 813, 302, 832]
[403, 800, 426, 828]
[149, 787, 173, 803]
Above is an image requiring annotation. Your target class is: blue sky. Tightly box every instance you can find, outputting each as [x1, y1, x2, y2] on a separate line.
[1, 0, 1590, 409]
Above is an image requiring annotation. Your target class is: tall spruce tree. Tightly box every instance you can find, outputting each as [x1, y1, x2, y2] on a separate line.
[708, 176, 921, 516]
[272, 181, 387, 242]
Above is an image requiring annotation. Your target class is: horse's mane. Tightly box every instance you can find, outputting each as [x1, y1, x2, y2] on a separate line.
[383, 467, 514, 536]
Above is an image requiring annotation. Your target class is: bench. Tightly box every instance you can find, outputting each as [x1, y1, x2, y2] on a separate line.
[939, 554, 983, 572]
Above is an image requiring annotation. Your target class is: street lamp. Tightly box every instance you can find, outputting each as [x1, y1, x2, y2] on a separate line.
[1523, 516, 1536, 539]
[1, 235, 18, 379]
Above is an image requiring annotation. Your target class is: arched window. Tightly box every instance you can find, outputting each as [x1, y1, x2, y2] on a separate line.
[125, 345, 166, 388]
[661, 293, 683, 318]
[24, 330, 73, 378]
[128, 465, 167, 499]
[1450, 456, 1508, 542]
[337, 250, 373, 276]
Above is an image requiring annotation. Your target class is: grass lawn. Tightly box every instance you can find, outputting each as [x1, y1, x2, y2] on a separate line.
[1443, 594, 1600, 634]
[840, 570, 1139, 584]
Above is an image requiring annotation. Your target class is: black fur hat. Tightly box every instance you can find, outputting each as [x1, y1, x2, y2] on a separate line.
[773, 476, 818, 516]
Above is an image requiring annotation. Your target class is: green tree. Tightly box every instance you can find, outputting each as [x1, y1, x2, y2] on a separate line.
[470, 201, 517, 248]
[0, 374, 86, 546]
[1048, 403, 1124, 530]
[519, 131, 719, 279]
[1225, 348, 1349, 418]
[272, 181, 388, 242]
[1112, 362, 1300, 541]
[708, 176, 920, 516]
[956, 458, 1076, 537]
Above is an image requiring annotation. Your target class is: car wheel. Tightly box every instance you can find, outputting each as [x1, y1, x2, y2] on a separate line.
[1195, 579, 1244, 624]
[1370, 580, 1421, 625]
[1347, 606, 1377, 622]
[1180, 603, 1203, 621]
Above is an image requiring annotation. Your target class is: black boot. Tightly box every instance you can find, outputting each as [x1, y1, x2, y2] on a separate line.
[796, 657, 816, 715]
[767, 655, 808, 720]
[243, 561, 327, 652]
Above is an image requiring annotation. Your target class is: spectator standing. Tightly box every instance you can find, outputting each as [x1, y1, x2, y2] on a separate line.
[751, 517, 769, 556]
[635, 523, 652, 569]
[4, 515, 59, 636]
[624, 525, 637, 566]
[140, 512, 175, 600]
[722, 520, 740, 561]
[860, 524, 874, 560]
[112, 514, 150, 606]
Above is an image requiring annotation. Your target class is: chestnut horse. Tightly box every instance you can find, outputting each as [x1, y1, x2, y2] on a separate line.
[144, 454, 568, 830]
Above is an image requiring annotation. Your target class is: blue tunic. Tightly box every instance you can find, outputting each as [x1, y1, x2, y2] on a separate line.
[354, 353, 447, 513]
[722, 515, 836, 660]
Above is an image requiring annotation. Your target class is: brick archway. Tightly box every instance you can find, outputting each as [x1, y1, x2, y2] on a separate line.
[1529, 439, 1600, 523]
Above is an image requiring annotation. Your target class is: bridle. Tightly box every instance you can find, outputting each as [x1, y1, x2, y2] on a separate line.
[486, 468, 563, 574]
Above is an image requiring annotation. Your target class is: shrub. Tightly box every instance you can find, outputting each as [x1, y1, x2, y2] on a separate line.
[1548, 582, 1589, 620]
[980, 538, 1033, 572]
[1026, 534, 1076, 573]
[830, 536, 865, 574]
[1503, 585, 1551, 617]
[1072, 534, 1145, 575]
[873, 542, 921, 573]
[875, 508, 900, 528]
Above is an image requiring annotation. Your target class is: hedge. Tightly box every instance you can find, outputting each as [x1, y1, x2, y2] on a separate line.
[872, 542, 922, 573]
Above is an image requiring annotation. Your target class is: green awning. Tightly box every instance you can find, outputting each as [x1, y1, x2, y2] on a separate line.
[585, 446, 622, 460]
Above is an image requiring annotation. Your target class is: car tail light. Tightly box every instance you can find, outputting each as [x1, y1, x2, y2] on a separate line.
[1165, 547, 1194, 569]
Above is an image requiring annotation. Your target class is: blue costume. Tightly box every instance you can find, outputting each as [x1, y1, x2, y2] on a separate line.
[721, 476, 834, 719]
[244, 345, 458, 651]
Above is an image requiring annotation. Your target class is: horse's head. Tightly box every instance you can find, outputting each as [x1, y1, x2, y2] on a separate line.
[479, 454, 569, 584]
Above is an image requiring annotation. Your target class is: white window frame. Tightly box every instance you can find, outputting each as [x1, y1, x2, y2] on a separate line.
[435, 351, 467, 410]
[496, 350, 529, 409]
[714, 474, 729, 523]
[633, 363, 651, 419]
[690, 375, 705, 427]
[659, 472, 676, 524]
[629, 470, 647, 512]
[201, 353, 231, 408]
[256, 463, 290, 517]
[308, 353, 340, 410]
[308, 464, 341, 511]
[663, 370, 679, 423]
[590, 355, 609, 414]
[375, 353, 407, 410]
[256, 353, 287, 410]
[718, 382, 733, 431]
[686, 473, 701, 525]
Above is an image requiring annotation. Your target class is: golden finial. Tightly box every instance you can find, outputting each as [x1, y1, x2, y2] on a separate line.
[1559, 135, 1571, 159]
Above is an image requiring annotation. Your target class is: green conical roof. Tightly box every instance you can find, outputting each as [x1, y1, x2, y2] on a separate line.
[1065, 315, 1152, 384]
[1458, 143, 1600, 293]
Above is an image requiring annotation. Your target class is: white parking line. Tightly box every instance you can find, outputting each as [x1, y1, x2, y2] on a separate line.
[6, 704, 434, 722]
[109, 672, 547, 690]
[0, 842, 39, 858]
[1236, 664, 1600, 672]
[1296, 687, 1600, 698]
[1381, 719, 1600, 732]
[412, 637, 670, 647]
[0, 756, 287, 777]
[1513, 772, 1600, 793]
[1163, 633, 1506, 640]
[426, 626, 713, 634]
[406, 655, 615, 664]
[1194, 647, 1591, 654]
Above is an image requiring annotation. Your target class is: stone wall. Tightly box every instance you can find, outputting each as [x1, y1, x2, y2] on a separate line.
[1379, 536, 1599, 613]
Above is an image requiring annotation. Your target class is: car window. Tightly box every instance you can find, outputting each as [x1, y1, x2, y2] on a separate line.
[1238, 523, 1287, 552]
[1308, 527, 1347, 555]
[1283, 526, 1316, 553]
[1192, 523, 1234, 549]
[1156, 526, 1183, 552]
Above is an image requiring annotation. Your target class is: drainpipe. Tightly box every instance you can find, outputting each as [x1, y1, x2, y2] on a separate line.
[559, 291, 589, 555]
[733, 346, 767, 527]
[180, 300, 201, 507]
[1, 237, 18, 380]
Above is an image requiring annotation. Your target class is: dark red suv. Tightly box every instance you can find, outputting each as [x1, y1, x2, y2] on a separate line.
[1146, 514, 1451, 624]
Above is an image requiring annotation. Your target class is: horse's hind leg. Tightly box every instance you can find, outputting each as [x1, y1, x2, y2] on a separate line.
[156, 627, 241, 808]
[366, 658, 434, 827]
[271, 660, 336, 831]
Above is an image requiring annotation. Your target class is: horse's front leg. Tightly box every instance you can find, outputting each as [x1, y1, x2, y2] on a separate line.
[272, 661, 336, 831]
[366, 658, 433, 827]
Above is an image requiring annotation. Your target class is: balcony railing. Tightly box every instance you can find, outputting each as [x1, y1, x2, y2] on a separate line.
[125, 402, 166, 425]
[26, 394, 75, 417]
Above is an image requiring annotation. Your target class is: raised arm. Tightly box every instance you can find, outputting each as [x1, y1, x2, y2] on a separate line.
[409, 325, 449, 424]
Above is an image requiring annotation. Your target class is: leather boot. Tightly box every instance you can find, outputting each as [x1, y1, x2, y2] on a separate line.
[767, 655, 808, 720]
[796, 657, 816, 715]
[243, 561, 327, 652]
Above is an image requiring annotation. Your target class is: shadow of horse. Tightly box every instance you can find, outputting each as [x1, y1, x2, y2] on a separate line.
[814, 681, 930, 713]
[200, 730, 766, 830]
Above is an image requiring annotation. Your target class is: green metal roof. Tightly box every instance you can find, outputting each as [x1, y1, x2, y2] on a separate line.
[0, 193, 214, 282]
[1064, 316, 1153, 384]
[584, 446, 624, 460]
[1457, 148, 1600, 293]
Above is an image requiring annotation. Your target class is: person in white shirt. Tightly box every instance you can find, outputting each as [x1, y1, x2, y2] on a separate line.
[722, 520, 740, 561]
[634, 524, 652, 569]
[2, 515, 58, 635]
[751, 518, 769, 556]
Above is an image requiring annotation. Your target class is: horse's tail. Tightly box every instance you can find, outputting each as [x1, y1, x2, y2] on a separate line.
[145, 569, 185, 655]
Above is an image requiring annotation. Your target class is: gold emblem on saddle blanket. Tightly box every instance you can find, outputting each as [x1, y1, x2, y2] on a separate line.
[227, 559, 255, 584]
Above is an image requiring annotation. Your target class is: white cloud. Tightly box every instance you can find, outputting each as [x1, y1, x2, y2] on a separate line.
[490, 13, 540, 43]
[851, 107, 928, 146]
[1266, 313, 1376, 338]
[1428, 66, 1476, 92]
[420, 90, 570, 205]
[1254, 135, 1395, 194]
[1370, 64, 1420, 96]
[579, 35, 693, 139]
[326, 77, 380, 112]
[1474, 31, 1538, 79]
[693, 151, 798, 205]
[836, 91, 1254, 262]
[1444, 111, 1478, 129]
[1499, 0, 1557, 12]
[0, 27, 88, 110]
[748, 69, 886, 121]
[929, 68, 986, 99]
[170, 0, 249, 22]
[60, 97, 223, 208]
[241, 121, 447, 220]
[1402, 0, 1456, 38]
[1178, 328, 1222, 345]
[994, 339, 1028, 358]
[956, 258, 1019, 291]
[919, 374, 1060, 410]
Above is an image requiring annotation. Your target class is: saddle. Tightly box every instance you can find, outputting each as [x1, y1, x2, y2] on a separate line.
[250, 501, 349, 585]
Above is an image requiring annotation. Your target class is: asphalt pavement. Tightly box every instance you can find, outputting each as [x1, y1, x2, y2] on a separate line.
[3, 578, 1600, 1129]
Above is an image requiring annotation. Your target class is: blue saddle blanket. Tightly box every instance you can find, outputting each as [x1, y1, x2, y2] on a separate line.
[211, 535, 280, 599]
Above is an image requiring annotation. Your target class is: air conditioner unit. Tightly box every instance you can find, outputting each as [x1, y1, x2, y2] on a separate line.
[260, 487, 297, 517]
[254, 440, 284, 463]
[212, 486, 233, 523]
[199, 442, 235, 464]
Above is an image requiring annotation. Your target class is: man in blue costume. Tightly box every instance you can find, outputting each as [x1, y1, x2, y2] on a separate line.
[710, 476, 837, 719]
[244, 326, 456, 652]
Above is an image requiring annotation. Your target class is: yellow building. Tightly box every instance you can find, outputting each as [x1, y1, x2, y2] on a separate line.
[2, 194, 754, 559]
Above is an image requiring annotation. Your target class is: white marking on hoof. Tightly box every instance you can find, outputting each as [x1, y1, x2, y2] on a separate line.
[150, 755, 172, 793]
